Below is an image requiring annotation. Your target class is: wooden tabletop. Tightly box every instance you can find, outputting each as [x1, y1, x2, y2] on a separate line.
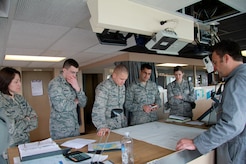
[8, 132, 174, 164]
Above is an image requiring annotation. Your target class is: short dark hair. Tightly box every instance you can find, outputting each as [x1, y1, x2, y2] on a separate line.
[0, 67, 21, 95]
[212, 40, 243, 62]
[173, 66, 184, 73]
[63, 58, 79, 69]
[141, 63, 152, 70]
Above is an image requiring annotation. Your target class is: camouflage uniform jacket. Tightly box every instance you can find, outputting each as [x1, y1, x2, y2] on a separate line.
[92, 77, 127, 130]
[125, 80, 161, 125]
[48, 74, 87, 140]
[0, 92, 38, 147]
[167, 79, 195, 118]
[0, 110, 9, 164]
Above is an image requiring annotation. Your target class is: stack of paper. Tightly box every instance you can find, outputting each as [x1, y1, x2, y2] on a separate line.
[61, 138, 96, 149]
[185, 120, 204, 125]
[18, 138, 61, 160]
[16, 154, 109, 164]
[166, 115, 191, 123]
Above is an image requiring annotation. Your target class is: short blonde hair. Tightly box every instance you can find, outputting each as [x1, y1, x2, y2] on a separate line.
[113, 64, 128, 75]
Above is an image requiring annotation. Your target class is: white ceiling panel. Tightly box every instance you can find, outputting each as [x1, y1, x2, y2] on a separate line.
[7, 21, 70, 49]
[76, 17, 93, 31]
[0, 18, 9, 61]
[27, 61, 60, 68]
[76, 52, 107, 62]
[14, 0, 89, 27]
[54, 50, 79, 59]
[76, 52, 124, 66]
[50, 28, 99, 52]
[3, 60, 63, 68]
[6, 48, 44, 56]
[2, 60, 32, 67]
[39, 50, 64, 57]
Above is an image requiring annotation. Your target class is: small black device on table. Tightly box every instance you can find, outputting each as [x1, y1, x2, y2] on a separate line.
[64, 151, 91, 162]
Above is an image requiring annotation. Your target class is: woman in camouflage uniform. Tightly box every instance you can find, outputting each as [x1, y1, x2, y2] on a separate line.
[0, 67, 38, 147]
[167, 66, 195, 118]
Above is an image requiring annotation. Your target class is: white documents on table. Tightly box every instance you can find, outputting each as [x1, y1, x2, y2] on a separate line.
[61, 138, 96, 149]
[166, 115, 191, 123]
[14, 153, 108, 164]
[185, 120, 205, 126]
[18, 138, 60, 160]
[15, 138, 107, 164]
[113, 121, 206, 151]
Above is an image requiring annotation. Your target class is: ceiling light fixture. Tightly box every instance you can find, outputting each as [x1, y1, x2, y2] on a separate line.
[156, 63, 188, 67]
[5, 55, 66, 62]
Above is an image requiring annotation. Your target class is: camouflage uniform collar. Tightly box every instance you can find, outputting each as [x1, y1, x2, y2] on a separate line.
[176, 79, 184, 84]
[137, 79, 149, 87]
[59, 74, 69, 84]
[173, 79, 186, 87]
[0, 92, 22, 106]
[0, 91, 13, 100]
[109, 76, 118, 87]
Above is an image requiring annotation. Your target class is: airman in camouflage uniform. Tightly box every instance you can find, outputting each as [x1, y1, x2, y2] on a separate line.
[167, 66, 195, 118]
[48, 59, 87, 140]
[0, 67, 38, 147]
[92, 64, 128, 136]
[125, 63, 161, 125]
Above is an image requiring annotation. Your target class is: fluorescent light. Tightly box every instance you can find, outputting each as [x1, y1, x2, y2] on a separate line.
[156, 63, 188, 67]
[242, 50, 246, 56]
[5, 55, 66, 62]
